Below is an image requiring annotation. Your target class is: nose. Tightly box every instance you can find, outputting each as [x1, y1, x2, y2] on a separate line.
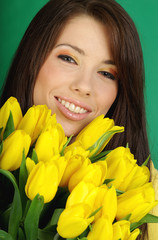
[69, 71, 93, 97]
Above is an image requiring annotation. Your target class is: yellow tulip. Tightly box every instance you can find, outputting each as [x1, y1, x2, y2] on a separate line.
[41, 114, 67, 153]
[35, 123, 67, 162]
[75, 115, 124, 157]
[50, 155, 67, 184]
[112, 220, 140, 240]
[26, 157, 36, 174]
[25, 161, 59, 203]
[0, 130, 31, 171]
[0, 97, 22, 138]
[105, 147, 150, 191]
[116, 183, 158, 223]
[66, 181, 98, 211]
[68, 160, 107, 192]
[60, 146, 90, 187]
[87, 217, 113, 240]
[93, 185, 117, 222]
[128, 229, 140, 240]
[122, 164, 150, 191]
[18, 105, 51, 144]
[57, 203, 94, 238]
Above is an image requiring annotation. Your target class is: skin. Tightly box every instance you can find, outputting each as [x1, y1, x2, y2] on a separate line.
[33, 15, 118, 136]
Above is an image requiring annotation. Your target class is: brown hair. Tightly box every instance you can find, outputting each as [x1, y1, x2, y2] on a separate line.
[0, 0, 149, 166]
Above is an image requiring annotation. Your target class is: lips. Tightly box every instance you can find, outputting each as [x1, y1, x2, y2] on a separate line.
[55, 96, 92, 121]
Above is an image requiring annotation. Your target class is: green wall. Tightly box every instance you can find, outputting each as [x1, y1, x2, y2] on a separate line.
[0, 0, 158, 168]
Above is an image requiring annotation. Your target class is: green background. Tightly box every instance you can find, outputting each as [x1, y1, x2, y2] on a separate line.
[0, 0, 158, 168]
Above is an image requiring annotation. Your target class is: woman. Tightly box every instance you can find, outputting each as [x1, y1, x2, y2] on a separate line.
[0, 0, 157, 239]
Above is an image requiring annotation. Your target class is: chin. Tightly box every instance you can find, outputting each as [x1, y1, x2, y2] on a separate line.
[63, 125, 81, 137]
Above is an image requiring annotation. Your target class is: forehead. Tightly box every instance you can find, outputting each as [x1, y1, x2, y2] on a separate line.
[55, 14, 113, 60]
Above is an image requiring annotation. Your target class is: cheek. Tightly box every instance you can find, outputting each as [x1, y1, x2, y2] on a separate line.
[34, 64, 64, 95]
[97, 82, 118, 113]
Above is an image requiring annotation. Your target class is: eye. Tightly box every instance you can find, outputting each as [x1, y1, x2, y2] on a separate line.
[98, 71, 116, 80]
[58, 54, 77, 64]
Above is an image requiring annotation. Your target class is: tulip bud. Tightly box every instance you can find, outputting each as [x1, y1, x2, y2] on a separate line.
[93, 185, 117, 222]
[75, 115, 124, 157]
[60, 146, 90, 187]
[42, 115, 67, 153]
[105, 147, 150, 191]
[87, 217, 113, 240]
[116, 183, 158, 223]
[66, 181, 98, 211]
[35, 126, 67, 162]
[112, 220, 140, 240]
[57, 203, 94, 238]
[128, 229, 140, 240]
[26, 157, 36, 174]
[51, 155, 67, 184]
[18, 105, 51, 144]
[0, 97, 22, 137]
[68, 160, 107, 192]
[0, 130, 31, 171]
[25, 161, 59, 203]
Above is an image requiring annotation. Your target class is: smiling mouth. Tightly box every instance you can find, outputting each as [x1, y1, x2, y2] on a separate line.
[57, 97, 88, 114]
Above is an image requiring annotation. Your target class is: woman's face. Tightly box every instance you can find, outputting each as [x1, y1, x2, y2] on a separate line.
[33, 15, 118, 136]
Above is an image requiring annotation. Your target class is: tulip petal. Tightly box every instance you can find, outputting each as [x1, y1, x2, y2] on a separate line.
[87, 217, 113, 240]
[25, 161, 59, 203]
[57, 204, 94, 238]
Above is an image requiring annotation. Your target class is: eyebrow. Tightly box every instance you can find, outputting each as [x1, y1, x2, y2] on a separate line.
[55, 43, 116, 65]
[55, 43, 85, 55]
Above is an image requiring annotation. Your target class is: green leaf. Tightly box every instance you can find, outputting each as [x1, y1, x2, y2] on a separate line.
[38, 226, 57, 240]
[0, 141, 3, 155]
[3, 111, 15, 140]
[0, 230, 13, 240]
[88, 206, 102, 218]
[31, 149, 38, 164]
[78, 228, 89, 239]
[120, 213, 132, 221]
[90, 150, 111, 163]
[77, 238, 87, 240]
[103, 178, 115, 185]
[17, 227, 26, 240]
[24, 194, 44, 240]
[49, 208, 64, 226]
[141, 155, 150, 166]
[60, 135, 73, 156]
[0, 127, 3, 136]
[116, 189, 125, 196]
[53, 233, 64, 239]
[130, 213, 158, 231]
[66, 238, 77, 240]
[126, 142, 129, 148]
[0, 169, 22, 240]
[22, 199, 31, 222]
[19, 150, 28, 212]
[87, 129, 123, 158]
[0, 205, 11, 231]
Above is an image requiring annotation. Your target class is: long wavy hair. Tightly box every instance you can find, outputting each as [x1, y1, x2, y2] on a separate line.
[0, 0, 149, 166]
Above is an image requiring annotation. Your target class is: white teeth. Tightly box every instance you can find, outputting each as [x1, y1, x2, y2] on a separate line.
[65, 102, 70, 108]
[58, 98, 87, 114]
[61, 100, 66, 105]
[74, 106, 80, 113]
[69, 103, 75, 111]
[80, 108, 86, 114]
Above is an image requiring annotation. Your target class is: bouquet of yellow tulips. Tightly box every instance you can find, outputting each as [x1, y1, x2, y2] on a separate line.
[0, 97, 158, 240]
